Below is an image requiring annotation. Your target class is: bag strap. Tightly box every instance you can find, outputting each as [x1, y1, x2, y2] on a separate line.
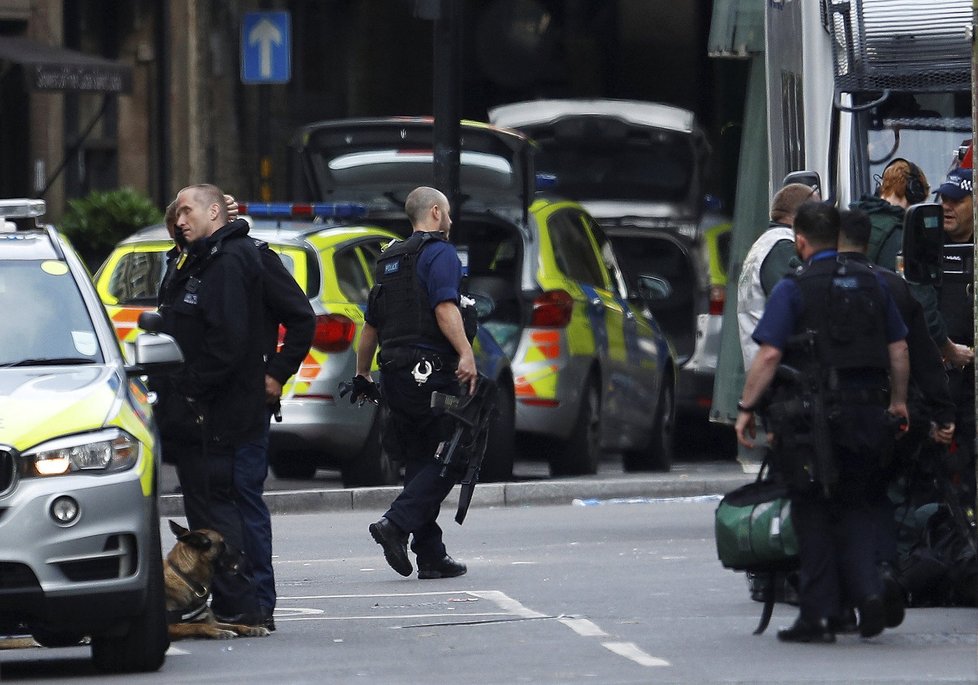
[753, 571, 776, 635]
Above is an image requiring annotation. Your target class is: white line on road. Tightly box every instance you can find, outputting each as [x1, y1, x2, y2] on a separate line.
[558, 616, 609, 637]
[601, 641, 670, 667]
[467, 590, 549, 619]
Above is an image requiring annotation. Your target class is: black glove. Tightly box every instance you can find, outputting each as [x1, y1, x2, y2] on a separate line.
[338, 375, 381, 406]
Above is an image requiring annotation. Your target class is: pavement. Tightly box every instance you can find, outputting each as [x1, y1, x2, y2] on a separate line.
[158, 460, 754, 517]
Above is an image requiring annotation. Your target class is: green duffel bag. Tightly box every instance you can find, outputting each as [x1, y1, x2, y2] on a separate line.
[715, 479, 799, 571]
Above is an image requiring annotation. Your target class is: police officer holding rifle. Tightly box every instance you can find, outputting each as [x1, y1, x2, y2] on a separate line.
[735, 202, 910, 643]
[347, 186, 480, 580]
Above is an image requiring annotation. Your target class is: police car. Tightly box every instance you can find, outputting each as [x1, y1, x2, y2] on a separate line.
[95, 206, 516, 485]
[291, 117, 678, 474]
[488, 99, 730, 423]
[0, 199, 177, 672]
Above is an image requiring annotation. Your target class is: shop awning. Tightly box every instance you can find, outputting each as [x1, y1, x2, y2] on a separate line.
[0, 36, 131, 93]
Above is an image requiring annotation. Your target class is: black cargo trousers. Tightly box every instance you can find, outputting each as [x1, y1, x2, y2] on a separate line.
[379, 356, 461, 566]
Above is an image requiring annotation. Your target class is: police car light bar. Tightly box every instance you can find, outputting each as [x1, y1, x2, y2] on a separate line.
[0, 199, 46, 218]
[237, 202, 368, 219]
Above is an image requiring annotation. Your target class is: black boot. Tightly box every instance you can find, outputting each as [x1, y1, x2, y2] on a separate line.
[369, 517, 412, 577]
[777, 616, 836, 644]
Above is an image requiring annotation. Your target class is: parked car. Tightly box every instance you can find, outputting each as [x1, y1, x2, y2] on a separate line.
[0, 199, 176, 673]
[488, 99, 730, 420]
[290, 117, 678, 474]
[94, 206, 515, 485]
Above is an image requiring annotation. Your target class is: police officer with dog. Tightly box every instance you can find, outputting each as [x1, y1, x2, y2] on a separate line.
[735, 202, 910, 643]
[351, 186, 478, 580]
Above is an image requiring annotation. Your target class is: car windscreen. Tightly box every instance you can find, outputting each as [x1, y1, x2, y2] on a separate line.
[0, 261, 103, 366]
[527, 121, 694, 202]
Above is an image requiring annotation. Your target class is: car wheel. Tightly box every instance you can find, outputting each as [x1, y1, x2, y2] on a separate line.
[269, 450, 318, 480]
[479, 379, 515, 482]
[91, 498, 168, 673]
[551, 377, 601, 476]
[625, 375, 675, 472]
[341, 407, 400, 487]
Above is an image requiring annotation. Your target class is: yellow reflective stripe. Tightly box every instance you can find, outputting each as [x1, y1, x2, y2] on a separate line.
[704, 222, 731, 286]
[113, 390, 155, 496]
[515, 365, 559, 399]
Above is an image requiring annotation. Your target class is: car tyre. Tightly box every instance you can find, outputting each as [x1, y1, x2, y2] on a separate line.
[625, 375, 675, 472]
[341, 406, 400, 487]
[90, 498, 168, 673]
[551, 377, 601, 477]
[269, 450, 318, 480]
[479, 379, 515, 482]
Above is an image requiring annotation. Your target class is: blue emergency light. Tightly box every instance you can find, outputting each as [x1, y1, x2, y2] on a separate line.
[535, 173, 558, 190]
[238, 202, 368, 219]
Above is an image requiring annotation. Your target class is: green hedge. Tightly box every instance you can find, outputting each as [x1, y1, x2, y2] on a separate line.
[60, 188, 162, 271]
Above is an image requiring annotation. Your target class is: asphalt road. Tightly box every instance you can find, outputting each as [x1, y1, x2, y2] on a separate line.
[2, 500, 975, 684]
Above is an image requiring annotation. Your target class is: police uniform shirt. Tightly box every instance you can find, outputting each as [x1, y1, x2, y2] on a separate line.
[752, 249, 908, 352]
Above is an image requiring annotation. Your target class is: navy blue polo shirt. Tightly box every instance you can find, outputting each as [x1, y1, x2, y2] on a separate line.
[753, 249, 908, 351]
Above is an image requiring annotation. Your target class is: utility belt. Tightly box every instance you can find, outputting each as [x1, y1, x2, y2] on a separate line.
[378, 346, 458, 374]
[764, 387, 888, 424]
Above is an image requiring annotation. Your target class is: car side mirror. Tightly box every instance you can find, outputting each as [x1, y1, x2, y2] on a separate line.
[464, 292, 496, 321]
[901, 202, 944, 285]
[126, 315, 184, 376]
[138, 310, 165, 333]
[637, 275, 673, 302]
[782, 170, 821, 197]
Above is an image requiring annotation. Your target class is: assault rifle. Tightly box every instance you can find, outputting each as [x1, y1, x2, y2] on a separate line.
[430, 375, 498, 524]
[778, 330, 838, 498]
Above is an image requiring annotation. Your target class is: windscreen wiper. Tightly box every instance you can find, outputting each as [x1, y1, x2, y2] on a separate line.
[0, 357, 97, 368]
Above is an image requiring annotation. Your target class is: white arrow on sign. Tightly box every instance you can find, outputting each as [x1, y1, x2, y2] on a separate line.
[249, 18, 282, 79]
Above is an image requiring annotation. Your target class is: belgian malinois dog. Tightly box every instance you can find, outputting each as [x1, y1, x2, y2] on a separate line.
[164, 520, 270, 640]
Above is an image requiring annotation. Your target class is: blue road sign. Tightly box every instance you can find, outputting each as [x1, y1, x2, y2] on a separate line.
[241, 11, 291, 84]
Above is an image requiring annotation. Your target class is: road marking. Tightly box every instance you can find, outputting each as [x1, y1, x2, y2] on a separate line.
[468, 590, 548, 619]
[601, 641, 670, 667]
[558, 616, 608, 637]
[165, 645, 190, 655]
[274, 590, 670, 668]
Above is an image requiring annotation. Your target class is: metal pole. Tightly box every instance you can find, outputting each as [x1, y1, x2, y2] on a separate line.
[431, 0, 462, 224]
[972, 0, 977, 518]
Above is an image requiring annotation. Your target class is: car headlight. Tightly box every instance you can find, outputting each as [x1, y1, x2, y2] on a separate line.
[21, 428, 140, 477]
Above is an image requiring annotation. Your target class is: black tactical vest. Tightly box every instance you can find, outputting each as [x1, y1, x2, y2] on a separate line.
[783, 256, 890, 373]
[369, 231, 452, 350]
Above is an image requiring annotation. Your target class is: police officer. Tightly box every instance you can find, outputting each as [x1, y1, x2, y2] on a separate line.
[156, 183, 266, 624]
[936, 166, 976, 503]
[838, 209, 954, 629]
[736, 202, 910, 643]
[357, 186, 477, 579]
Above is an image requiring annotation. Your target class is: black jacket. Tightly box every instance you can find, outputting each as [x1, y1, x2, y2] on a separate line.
[841, 252, 955, 425]
[157, 219, 266, 444]
[256, 241, 315, 385]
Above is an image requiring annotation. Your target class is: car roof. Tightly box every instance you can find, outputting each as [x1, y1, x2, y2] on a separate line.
[0, 228, 63, 260]
[488, 99, 696, 134]
[118, 220, 398, 250]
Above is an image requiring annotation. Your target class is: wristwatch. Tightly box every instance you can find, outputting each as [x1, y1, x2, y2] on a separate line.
[736, 400, 754, 413]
